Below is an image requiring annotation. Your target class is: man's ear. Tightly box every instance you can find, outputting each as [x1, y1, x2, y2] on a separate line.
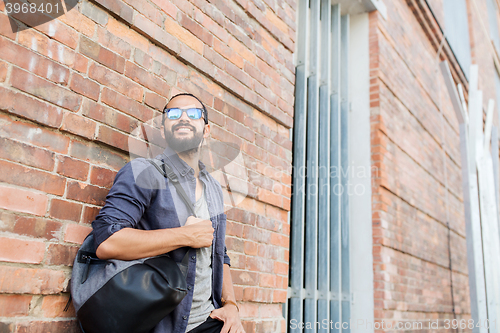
[203, 123, 211, 137]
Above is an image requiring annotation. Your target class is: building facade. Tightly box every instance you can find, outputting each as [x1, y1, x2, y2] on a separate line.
[1, 0, 500, 332]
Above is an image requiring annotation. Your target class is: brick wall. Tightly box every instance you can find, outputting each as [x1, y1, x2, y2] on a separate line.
[0, 0, 296, 331]
[370, 0, 499, 331]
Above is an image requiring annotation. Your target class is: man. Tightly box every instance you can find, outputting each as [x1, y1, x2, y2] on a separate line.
[91, 93, 245, 333]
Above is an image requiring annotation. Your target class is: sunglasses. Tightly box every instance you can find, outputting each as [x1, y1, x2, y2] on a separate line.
[164, 108, 204, 120]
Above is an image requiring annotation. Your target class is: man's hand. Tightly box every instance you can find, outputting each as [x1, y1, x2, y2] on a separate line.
[209, 304, 245, 333]
[182, 217, 213, 248]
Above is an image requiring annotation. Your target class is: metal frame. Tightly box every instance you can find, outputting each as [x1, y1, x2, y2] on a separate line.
[440, 61, 490, 333]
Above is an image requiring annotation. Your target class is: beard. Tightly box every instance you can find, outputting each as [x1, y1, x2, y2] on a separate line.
[164, 122, 204, 154]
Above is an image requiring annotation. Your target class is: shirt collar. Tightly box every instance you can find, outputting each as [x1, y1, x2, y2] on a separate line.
[160, 146, 208, 178]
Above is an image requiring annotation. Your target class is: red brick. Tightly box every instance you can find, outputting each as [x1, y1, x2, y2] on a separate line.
[228, 36, 256, 65]
[133, 13, 180, 54]
[0, 13, 17, 40]
[18, 28, 76, 68]
[49, 199, 83, 222]
[82, 206, 101, 224]
[58, 6, 96, 37]
[0, 60, 7, 82]
[273, 289, 287, 303]
[204, 45, 225, 69]
[0, 237, 45, 264]
[123, 0, 163, 26]
[152, 60, 177, 85]
[0, 137, 55, 171]
[46, 244, 79, 266]
[231, 270, 259, 286]
[89, 62, 143, 101]
[73, 54, 89, 73]
[0, 266, 65, 294]
[96, 125, 130, 152]
[124, 61, 171, 96]
[10, 67, 82, 112]
[0, 86, 63, 128]
[56, 155, 90, 181]
[193, 6, 230, 42]
[179, 12, 214, 46]
[69, 140, 128, 171]
[93, 0, 134, 24]
[3, 214, 63, 241]
[244, 240, 259, 255]
[214, 38, 244, 68]
[97, 26, 132, 59]
[16, 320, 80, 333]
[0, 113, 69, 153]
[66, 181, 109, 206]
[274, 261, 288, 275]
[0, 295, 31, 317]
[243, 286, 272, 302]
[132, 49, 152, 71]
[177, 77, 214, 107]
[82, 98, 139, 133]
[179, 43, 216, 77]
[69, 72, 100, 101]
[214, 68, 247, 99]
[145, 91, 167, 111]
[164, 16, 204, 54]
[80, 35, 126, 73]
[64, 223, 92, 244]
[214, 98, 246, 123]
[226, 118, 255, 142]
[0, 160, 66, 196]
[42, 295, 75, 318]
[259, 273, 277, 288]
[101, 88, 153, 122]
[90, 165, 117, 188]
[34, 19, 79, 49]
[0, 36, 70, 85]
[60, 112, 97, 140]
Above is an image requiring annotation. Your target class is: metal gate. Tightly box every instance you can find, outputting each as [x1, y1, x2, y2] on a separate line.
[287, 1, 351, 332]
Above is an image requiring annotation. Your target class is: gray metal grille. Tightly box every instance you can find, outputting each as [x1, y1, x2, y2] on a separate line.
[443, 0, 472, 78]
[287, 1, 350, 332]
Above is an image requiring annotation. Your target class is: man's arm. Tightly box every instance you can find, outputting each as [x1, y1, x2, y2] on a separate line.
[210, 264, 245, 333]
[96, 219, 213, 260]
[92, 160, 214, 260]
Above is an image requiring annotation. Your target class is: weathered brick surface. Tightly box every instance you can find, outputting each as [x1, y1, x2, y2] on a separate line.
[0, 0, 295, 330]
[369, 0, 497, 330]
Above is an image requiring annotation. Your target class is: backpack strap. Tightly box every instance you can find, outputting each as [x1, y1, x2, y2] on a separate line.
[147, 158, 197, 218]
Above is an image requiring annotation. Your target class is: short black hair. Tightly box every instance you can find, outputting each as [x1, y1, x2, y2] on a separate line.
[162, 93, 209, 125]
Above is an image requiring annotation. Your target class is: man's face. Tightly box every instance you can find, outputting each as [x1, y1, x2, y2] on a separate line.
[162, 95, 210, 154]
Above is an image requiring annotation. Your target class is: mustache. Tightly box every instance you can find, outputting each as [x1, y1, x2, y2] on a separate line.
[172, 123, 196, 132]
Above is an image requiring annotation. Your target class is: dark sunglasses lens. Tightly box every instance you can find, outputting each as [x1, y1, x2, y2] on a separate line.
[167, 108, 182, 119]
[186, 108, 202, 119]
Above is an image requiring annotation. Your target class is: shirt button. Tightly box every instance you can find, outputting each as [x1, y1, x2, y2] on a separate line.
[183, 316, 187, 320]
[191, 256, 195, 260]
[188, 285, 192, 290]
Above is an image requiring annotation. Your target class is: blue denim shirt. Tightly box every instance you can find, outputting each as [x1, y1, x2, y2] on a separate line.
[91, 147, 230, 333]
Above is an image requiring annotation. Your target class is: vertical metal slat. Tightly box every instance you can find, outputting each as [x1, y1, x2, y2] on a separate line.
[317, 0, 332, 332]
[339, 14, 350, 333]
[289, 0, 309, 330]
[304, 0, 320, 330]
[329, 4, 341, 332]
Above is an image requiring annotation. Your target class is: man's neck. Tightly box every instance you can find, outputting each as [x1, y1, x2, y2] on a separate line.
[177, 149, 200, 176]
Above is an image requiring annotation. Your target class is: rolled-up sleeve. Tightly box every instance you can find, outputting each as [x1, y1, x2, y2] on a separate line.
[92, 160, 157, 249]
[223, 246, 231, 266]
